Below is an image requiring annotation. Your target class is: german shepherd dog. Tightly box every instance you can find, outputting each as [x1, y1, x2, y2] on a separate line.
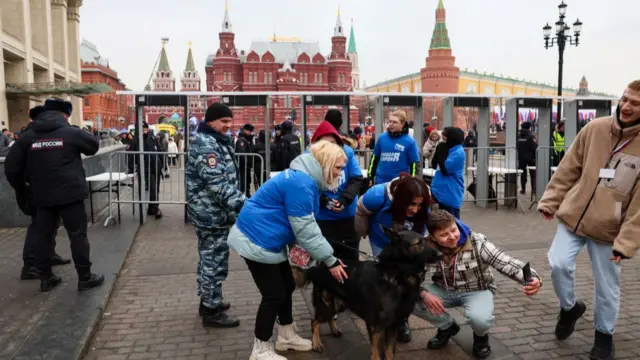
[292, 227, 443, 360]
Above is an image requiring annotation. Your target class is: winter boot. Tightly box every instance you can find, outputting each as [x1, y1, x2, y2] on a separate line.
[472, 333, 492, 359]
[51, 253, 71, 266]
[78, 273, 105, 291]
[589, 330, 614, 360]
[427, 322, 460, 349]
[40, 273, 62, 292]
[202, 307, 239, 328]
[275, 323, 312, 352]
[250, 338, 286, 360]
[199, 299, 230, 316]
[555, 300, 586, 340]
[21, 266, 40, 280]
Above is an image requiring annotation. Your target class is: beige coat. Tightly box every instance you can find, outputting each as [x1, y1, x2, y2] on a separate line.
[538, 114, 640, 257]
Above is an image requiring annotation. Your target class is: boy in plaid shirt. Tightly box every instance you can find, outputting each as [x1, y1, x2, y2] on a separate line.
[413, 210, 542, 359]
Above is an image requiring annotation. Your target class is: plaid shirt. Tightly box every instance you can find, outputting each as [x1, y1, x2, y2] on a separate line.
[423, 231, 541, 294]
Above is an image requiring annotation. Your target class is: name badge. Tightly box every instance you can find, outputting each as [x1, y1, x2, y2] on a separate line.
[599, 168, 616, 179]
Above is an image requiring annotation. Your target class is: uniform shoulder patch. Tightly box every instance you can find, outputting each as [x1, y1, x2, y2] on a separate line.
[207, 154, 217, 168]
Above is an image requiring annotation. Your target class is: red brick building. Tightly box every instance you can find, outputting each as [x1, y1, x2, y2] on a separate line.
[80, 40, 133, 129]
[204, 4, 358, 131]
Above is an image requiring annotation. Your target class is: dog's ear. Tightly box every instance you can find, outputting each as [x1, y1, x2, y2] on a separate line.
[380, 225, 400, 244]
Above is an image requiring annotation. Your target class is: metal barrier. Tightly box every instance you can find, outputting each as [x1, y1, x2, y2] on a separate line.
[529, 145, 571, 209]
[235, 153, 265, 197]
[458, 146, 523, 211]
[103, 150, 265, 226]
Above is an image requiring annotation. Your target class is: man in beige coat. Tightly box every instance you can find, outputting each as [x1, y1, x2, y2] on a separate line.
[538, 80, 640, 360]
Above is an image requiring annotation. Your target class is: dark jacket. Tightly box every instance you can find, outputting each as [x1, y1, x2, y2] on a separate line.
[128, 131, 162, 174]
[517, 128, 537, 166]
[235, 133, 255, 172]
[279, 124, 301, 169]
[433, 127, 465, 176]
[4, 111, 99, 207]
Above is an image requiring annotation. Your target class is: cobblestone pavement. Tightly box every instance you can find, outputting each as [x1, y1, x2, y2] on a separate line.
[84, 193, 640, 360]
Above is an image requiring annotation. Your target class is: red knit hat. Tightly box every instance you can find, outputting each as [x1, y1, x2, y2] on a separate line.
[311, 121, 344, 146]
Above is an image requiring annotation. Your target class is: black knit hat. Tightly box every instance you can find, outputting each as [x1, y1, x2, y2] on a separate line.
[205, 103, 233, 122]
[325, 109, 343, 131]
[521, 121, 532, 130]
[44, 98, 73, 116]
[242, 123, 254, 132]
[142, 121, 149, 129]
[29, 105, 46, 120]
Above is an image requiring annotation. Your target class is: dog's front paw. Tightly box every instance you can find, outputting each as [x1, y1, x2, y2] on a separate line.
[331, 328, 343, 338]
[312, 341, 325, 353]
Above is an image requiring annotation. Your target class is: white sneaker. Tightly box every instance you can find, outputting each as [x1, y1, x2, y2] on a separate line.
[275, 323, 313, 352]
[249, 338, 287, 360]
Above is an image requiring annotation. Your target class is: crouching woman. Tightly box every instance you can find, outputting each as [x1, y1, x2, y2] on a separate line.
[414, 210, 542, 359]
[228, 140, 349, 360]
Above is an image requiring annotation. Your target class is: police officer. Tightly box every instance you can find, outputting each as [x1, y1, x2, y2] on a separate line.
[186, 103, 246, 328]
[128, 122, 163, 219]
[16, 105, 70, 280]
[234, 123, 254, 196]
[4, 98, 104, 292]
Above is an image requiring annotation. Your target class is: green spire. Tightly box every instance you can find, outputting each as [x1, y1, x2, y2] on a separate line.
[185, 42, 195, 71]
[437, 0, 444, 9]
[429, 23, 451, 49]
[348, 19, 357, 53]
[158, 42, 170, 72]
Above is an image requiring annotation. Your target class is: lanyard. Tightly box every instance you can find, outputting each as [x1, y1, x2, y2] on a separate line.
[610, 133, 639, 157]
[439, 255, 457, 290]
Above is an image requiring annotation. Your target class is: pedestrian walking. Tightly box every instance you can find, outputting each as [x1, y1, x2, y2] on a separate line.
[538, 80, 640, 360]
[128, 122, 163, 219]
[4, 98, 104, 292]
[186, 103, 247, 328]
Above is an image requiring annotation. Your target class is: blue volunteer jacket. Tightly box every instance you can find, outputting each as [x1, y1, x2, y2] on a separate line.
[186, 122, 246, 229]
[230, 154, 337, 266]
[316, 145, 362, 221]
[431, 144, 466, 209]
[360, 180, 426, 249]
[369, 132, 420, 184]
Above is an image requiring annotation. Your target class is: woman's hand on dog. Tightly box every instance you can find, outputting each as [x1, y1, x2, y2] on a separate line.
[329, 259, 348, 284]
[421, 291, 445, 316]
[522, 278, 541, 296]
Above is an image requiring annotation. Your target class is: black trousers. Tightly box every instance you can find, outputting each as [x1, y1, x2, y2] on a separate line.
[245, 259, 295, 341]
[145, 172, 161, 214]
[23, 215, 60, 267]
[317, 217, 360, 261]
[35, 200, 92, 277]
[518, 162, 536, 192]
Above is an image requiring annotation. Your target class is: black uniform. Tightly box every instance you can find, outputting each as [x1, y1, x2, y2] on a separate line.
[128, 129, 163, 216]
[516, 126, 538, 193]
[4, 110, 99, 286]
[235, 133, 254, 196]
[278, 122, 301, 169]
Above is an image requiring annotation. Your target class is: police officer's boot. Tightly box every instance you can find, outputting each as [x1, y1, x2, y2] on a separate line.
[199, 298, 230, 316]
[40, 273, 62, 292]
[78, 272, 105, 291]
[51, 253, 71, 266]
[21, 266, 40, 280]
[202, 304, 240, 328]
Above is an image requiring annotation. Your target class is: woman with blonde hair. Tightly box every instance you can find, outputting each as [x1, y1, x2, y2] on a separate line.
[228, 140, 349, 360]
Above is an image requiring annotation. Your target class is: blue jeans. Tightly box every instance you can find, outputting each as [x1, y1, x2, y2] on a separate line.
[413, 284, 494, 336]
[548, 223, 621, 335]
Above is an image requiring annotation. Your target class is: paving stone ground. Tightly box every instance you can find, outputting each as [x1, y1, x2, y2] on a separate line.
[84, 182, 640, 360]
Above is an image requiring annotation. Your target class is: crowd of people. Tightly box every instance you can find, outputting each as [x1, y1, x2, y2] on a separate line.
[2, 80, 638, 360]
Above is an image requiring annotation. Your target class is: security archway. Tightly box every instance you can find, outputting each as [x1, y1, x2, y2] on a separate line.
[442, 97, 493, 208]
[564, 99, 612, 146]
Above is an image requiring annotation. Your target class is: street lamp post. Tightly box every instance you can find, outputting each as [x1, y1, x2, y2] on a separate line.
[543, 1, 582, 121]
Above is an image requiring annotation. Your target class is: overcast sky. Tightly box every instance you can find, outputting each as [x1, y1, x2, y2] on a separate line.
[80, 0, 638, 96]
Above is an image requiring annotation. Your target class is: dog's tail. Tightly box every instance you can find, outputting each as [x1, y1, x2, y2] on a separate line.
[291, 265, 325, 289]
